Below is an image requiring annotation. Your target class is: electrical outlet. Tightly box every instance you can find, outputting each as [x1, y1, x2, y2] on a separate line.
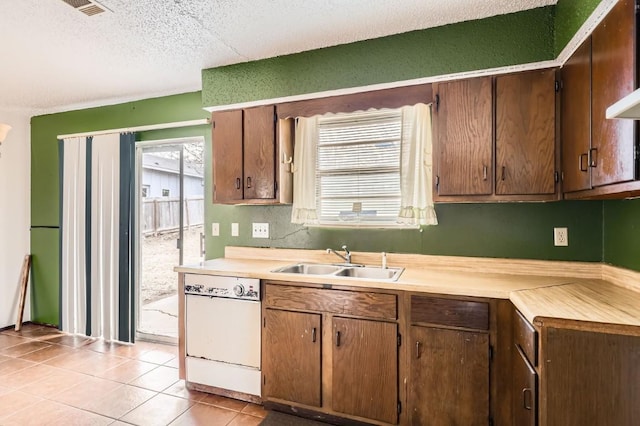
[231, 223, 239, 237]
[211, 223, 220, 237]
[252, 222, 269, 238]
[554, 227, 568, 246]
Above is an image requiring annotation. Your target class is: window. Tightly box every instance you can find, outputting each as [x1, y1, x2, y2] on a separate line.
[316, 110, 401, 225]
[162, 189, 170, 197]
[291, 103, 437, 228]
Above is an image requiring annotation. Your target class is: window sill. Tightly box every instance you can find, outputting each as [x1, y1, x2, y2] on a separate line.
[303, 222, 421, 230]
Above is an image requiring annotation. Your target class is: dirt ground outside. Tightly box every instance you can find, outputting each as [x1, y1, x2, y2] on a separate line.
[140, 225, 203, 305]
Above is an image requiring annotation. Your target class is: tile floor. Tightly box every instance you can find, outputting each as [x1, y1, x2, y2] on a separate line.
[0, 324, 266, 425]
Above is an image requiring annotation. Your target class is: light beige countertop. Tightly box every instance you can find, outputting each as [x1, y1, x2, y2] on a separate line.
[175, 247, 640, 328]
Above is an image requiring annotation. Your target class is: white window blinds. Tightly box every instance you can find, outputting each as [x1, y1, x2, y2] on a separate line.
[316, 110, 402, 224]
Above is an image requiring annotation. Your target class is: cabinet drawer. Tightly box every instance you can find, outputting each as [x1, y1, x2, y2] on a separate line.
[264, 284, 397, 320]
[513, 309, 537, 366]
[411, 295, 489, 330]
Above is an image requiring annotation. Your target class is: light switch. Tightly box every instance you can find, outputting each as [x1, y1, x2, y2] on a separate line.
[211, 223, 220, 237]
[231, 223, 239, 237]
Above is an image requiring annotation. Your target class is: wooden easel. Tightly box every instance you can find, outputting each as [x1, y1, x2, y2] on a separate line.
[15, 255, 31, 332]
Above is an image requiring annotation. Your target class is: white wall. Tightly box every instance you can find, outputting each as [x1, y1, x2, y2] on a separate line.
[0, 110, 31, 328]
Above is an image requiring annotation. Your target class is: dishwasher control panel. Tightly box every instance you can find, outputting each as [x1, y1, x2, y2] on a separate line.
[184, 275, 260, 301]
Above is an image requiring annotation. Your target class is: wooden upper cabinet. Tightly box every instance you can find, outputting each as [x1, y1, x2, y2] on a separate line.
[243, 105, 276, 199]
[211, 105, 277, 204]
[212, 109, 243, 202]
[332, 317, 398, 425]
[496, 69, 556, 195]
[561, 37, 592, 193]
[434, 77, 493, 196]
[590, 0, 636, 188]
[262, 309, 322, 407]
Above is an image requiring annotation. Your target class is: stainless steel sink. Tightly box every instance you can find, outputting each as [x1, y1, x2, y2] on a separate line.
[272, 263, 404, 281]
[335, 266, 403, 281]
[272, 263, 343, 275]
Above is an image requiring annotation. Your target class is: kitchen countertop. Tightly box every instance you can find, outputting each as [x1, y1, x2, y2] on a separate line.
[175, 248, 640, 328]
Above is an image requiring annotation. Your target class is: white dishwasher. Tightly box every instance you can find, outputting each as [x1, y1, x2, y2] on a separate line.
[184, 274, 261, 398]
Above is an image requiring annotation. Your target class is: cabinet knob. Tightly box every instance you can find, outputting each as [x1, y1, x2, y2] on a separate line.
[415, 341, 421, 359]
[501, 166, 506, 181]
[235, 178, 241, 190]
[311, 327, 317, 343]
[589, 148, 598, 168]
[482, 165, 488, 181]
[335, 331, 341, 347]
[522, 388, 533, 410]
[246, 176, 252, 188]
[579, 153, 589, 172]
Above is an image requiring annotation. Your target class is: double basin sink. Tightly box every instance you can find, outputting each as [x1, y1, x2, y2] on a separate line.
[272, 263, 404, 282]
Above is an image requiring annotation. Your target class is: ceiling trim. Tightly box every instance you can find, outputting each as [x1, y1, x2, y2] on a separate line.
[57, 118, 209, 139]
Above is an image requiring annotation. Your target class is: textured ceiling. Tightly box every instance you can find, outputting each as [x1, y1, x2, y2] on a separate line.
[0, 0, 556, 113]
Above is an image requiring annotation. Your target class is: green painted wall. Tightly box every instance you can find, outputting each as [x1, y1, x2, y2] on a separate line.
[554, 0, 603, 55]
[202, 7, 554, 108]
[30, 92, 209, 325]
[603, 199, 640, 271]
[207, 202, 603, 262]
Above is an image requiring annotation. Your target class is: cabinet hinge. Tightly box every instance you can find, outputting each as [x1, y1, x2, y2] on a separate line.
[274, 113, 278, 123]
[489, 417, 494, 426]
[554, 171, 559, 183]
[397, 333, 401, 347]
[397, 401, 402, 415]
[263, 317, 266, 328]
[555, 80, 561, 92]
[489, 345, 494, 361]
[263, 375, 266, 385]
[274, 180, 278, 193]
[435, 94, 440, 112]
[435, 175, 440, 188]
[212, 121, 215, 129]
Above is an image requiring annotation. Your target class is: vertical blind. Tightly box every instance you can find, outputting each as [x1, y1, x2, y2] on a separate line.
[316, 110, 402, 223]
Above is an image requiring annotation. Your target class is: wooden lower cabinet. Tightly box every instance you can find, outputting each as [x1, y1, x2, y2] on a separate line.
[262, 282, 400, 425]
[409, 326, 489, 426]
[512, 346, 537, 426]
[262, 309, 321, 407]
[332, 317, 398, 424]
[537, 320, 640, 426]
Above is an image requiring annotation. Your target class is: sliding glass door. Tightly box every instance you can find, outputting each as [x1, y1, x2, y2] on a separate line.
[135, 137, 205, 342]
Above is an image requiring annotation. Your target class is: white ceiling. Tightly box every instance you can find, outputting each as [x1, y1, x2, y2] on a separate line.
[0, 0, 556, 114]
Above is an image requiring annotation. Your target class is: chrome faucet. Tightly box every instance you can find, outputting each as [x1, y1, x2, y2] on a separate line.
[326, 245, 352, 264]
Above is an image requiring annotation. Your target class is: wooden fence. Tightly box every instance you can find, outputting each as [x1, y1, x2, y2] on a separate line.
[142, 196, 204, 235]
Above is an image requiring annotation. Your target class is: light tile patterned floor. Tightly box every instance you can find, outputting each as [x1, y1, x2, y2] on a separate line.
[0, 324, 266, 425]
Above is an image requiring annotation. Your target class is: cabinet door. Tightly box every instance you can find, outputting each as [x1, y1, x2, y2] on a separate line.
[409, 326, 489, 426]
[244, 105, 276, 199]
[540, 326, 640, 426]
[332, 318, 398, 424]
[434, 77, 493, 196]
[591, 0, 636, 187]
[263, 309, 321, 407]
[212, 110, 243, 202]
[512, 346, 537, 426]
[561, 37, 592, 193]
[496, 69, 556, 195]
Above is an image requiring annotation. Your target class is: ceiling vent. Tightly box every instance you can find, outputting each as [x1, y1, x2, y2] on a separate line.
[61, 0, 110, 16]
